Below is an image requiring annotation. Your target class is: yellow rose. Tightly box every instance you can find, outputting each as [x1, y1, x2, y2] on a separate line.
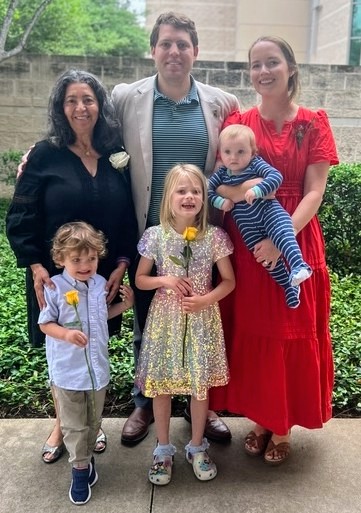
[64, 290, 79, 307]
[183, 227, 198, 241]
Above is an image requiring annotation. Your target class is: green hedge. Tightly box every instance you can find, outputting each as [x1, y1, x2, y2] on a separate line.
[0, 150, 22, 186]
[319, 163, 361, 276]
[0, 155, 360, 417]
[330, 272, 361, 412]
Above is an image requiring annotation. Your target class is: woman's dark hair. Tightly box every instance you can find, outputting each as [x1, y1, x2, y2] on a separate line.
[47, 69, 121, 153]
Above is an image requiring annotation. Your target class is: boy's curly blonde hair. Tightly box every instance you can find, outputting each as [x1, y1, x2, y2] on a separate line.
[51, 221, 107, 268]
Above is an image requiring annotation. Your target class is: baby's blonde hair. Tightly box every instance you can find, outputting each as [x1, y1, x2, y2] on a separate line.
[219, 124, 258, 156]
[160, 163, 208, 238]
[51, 221, 107, 268]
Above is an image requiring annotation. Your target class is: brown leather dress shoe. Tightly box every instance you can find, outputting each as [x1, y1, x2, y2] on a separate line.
[121, 407, 154, 446]
[183, 407, 232, 442]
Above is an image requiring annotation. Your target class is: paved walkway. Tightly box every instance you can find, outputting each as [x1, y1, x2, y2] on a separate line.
[1, 417, 360, 513]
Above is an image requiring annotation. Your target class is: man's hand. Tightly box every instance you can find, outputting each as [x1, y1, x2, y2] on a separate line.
[17, 146, 33, 178]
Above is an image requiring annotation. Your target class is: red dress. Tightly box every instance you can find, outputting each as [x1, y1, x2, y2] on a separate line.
[209, 106, 339, 434]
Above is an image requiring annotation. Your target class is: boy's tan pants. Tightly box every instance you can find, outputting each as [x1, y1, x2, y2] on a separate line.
[54, 385, 107, 468]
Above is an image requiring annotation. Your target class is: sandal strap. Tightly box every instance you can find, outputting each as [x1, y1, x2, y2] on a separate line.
[42, 442, 64, 456]
[265, 440, 290, 455]
[244, 430, 271, 453]
[95, 430, 107, 444]
[264, 439, 291, 464]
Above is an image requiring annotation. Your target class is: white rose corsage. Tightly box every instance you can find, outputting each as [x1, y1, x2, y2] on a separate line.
[109, 151, 130, 170]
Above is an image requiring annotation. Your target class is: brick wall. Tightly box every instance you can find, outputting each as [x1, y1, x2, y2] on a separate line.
[0, 54, 360, 162]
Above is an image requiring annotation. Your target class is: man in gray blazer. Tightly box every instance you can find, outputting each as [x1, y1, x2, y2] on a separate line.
[112, 11, 240, 446]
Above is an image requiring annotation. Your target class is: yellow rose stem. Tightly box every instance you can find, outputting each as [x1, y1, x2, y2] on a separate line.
[74, 304, 96, 422]
[182, 240, 191, 368]
[170, 228, 198, 368]
[65, 291, 96, 423]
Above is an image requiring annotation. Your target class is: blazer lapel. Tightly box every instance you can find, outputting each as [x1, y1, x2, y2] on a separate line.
[133, 77, 156, 181]
[197, 84, 222, 175]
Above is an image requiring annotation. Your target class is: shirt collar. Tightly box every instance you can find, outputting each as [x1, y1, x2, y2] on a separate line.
[61, 269, 96, 289]
[153, 75, 199, 104]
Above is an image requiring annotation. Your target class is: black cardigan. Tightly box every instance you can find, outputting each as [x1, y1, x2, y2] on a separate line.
[6, 140, 138, 345]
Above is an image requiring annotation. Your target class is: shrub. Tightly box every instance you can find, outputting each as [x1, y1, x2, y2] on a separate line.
[330, 271, 361, 414]
[0, 198, 134, 417]
[0, 150, 22, 186]
[319, 163, 361, 276]
[1, 158, 361, 417]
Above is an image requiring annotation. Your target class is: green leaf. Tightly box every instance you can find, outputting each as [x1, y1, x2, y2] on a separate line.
[169, 256, 184, 267]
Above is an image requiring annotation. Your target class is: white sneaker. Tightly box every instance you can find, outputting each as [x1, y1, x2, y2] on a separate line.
[148, 455, 173, 486]
[186, 451, 217, 481]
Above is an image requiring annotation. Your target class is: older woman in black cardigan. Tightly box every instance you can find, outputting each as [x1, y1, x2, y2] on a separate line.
[6, 69, 138, 462]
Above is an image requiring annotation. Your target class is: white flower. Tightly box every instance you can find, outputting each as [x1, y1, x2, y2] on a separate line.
[109, 151, 130, 170]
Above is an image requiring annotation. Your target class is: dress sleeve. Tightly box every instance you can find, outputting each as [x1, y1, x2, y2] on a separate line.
[5, 143, 46, 267]
[308, 110, 339, 166]
[208, 170, 226, 209]
[38, 286, 59, 325]
[212, 227, 234, 262]
[222, 110, 243, 130]
[137, 227, 158, 261]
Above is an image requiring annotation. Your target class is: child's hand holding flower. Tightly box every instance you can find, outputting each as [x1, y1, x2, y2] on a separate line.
[64, 328, 88, 347]
[119, 284, 135, 309]
[169, 226, 198, 366]
[64, 290, 88, 346]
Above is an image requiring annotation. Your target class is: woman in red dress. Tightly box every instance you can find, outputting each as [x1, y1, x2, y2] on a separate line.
[210, 36, 338, 464]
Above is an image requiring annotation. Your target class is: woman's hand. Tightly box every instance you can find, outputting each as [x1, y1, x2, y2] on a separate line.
[217, 179, 275, 202]
[217, 178, 263, 202]
[253, 238, 281, 271]
[106, 265, 126, 303]
[30, 264, 54, 309]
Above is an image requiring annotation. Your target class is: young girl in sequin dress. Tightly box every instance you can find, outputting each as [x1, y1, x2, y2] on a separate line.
[134, 164, 235, 486]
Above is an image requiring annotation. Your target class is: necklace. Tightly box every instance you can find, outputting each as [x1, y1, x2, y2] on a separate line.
[72, 143, 93, 157]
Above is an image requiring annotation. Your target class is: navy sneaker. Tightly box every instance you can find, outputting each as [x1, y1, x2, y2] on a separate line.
[69, 466, 91, 505]
[89, 456, 98, 487]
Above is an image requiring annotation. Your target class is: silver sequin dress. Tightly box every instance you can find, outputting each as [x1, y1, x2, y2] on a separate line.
[135, 224, 233, 400]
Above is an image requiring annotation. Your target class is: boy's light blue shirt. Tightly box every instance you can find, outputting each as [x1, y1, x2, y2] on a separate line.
[38, 269, 110, 391]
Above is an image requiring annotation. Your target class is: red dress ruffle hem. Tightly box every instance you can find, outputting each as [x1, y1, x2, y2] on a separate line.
[209, 106, 339, 435]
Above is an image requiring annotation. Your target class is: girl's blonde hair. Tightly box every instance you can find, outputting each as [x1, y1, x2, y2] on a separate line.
[219, 124, 258, 156]
[160, 163, 208, 238]
[51, 221, 107, 268]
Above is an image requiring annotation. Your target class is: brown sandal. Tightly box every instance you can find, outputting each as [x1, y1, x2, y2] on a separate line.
[264, 439, 290, 466]
[244, 430, 272, 456]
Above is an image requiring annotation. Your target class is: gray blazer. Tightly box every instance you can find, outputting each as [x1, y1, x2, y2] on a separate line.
[112, 75, 240, 235]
